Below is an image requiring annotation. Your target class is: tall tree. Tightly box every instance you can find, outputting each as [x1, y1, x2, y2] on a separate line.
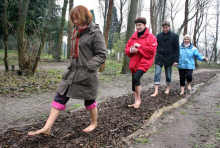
[183, 0, 189, 35]
[53, 0, 68, 61]
[167, 0, 182, 32]
[137, 0, 144, 17]
[104, 0, 114, 48]
[32, 0, 54, 73]
[117, 0, 128, 37]
[160, 0, 167, 30]
[193, 0, 209, 47]
[150, 0, 167, 35]
[99, 0, 109, 32]
[99, 0, 114, 72]
[108, 5, 119, 50]
[67, 0, 74, 58]
[177, 0, 198, 35]
[3, 0, 9, 72]
[17, 0, 31, 74]
[121, 0, 139, 74]
[150, 0, 158, 35]
[204, 13, 208, 58]
[214, 0, 219, 62]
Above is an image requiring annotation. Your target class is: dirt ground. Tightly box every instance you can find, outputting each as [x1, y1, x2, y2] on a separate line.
[130, 72, 220, 148]
[0, 66, 219, 147]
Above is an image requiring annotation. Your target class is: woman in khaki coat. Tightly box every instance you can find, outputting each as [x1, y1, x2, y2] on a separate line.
[28, 5, 107, 135]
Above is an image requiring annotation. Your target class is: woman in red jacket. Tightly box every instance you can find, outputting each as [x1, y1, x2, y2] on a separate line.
[125, 17, 157, 108]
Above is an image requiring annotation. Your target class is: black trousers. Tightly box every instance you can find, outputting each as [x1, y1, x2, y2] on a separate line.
[178, 69, 193, 86]
[132, 70, 145, 91]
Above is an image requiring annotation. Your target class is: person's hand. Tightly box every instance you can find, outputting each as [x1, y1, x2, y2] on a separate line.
[130, 46, 138, 53]
[173, 62, 178, 66]
[203, 57, 208, 62]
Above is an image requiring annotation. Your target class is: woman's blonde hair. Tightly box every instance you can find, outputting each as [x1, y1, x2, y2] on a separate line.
[183, 34, 191, 41]
[69, 5, 93, 26]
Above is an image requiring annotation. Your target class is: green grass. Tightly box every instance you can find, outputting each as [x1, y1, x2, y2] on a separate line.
[216, 131, 220, 141]
[67, 104, 82, 111]
[199, 62, 220, 69]
[0, 49, 67, 65]
[204, 144, 216, 148]
[102, 59, 122, 75]
[134, 137, 149, 144]
[193, 144, 199, 148]
[0, 49, 18, 65]
[180, 111, 186, 115]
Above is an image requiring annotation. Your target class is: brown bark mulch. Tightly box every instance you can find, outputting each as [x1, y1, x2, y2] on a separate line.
[0, 72, 216, 148]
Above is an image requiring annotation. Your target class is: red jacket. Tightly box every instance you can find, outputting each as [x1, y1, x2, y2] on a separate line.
[125, 28, 157, 73]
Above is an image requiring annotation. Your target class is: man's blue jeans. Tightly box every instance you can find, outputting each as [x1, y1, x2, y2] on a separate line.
[154, 64, 172, 85]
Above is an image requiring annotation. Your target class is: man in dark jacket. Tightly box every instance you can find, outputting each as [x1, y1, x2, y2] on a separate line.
[151, 21, 179, 97]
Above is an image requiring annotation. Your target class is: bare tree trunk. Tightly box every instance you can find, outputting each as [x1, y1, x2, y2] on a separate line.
[214, 0, 219, 62]
[32, 0, 54, 73]
[137, 0, 144, 17]
[150, 0, 158, 35]
[121, 0, 139, 74]
[67, 0, 74, 58]
[99, 0, 114, 72]
[117, 0, 128, 38]
[150, 0, 166, 34]
[53, 0, 68, 61]
[183, 0, 189, 35]
[103, 0, 109, 32]
[204, 13, 208, 57]
[3, 0, 9, 72]
[32, 29, 46, 73]
[168, 0, 182, 32]
[158, 0, 167, 32]
[104, 0, 114, 48]
[162, 0, 167, 22]
[17, 0, 31, 74]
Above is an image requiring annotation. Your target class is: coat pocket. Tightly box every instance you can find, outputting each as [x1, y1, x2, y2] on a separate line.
[56, 80, 70, 95]
[72, 69, 90, 83]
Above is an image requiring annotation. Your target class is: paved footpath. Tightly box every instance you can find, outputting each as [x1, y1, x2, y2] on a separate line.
[130, 73, 220, 148]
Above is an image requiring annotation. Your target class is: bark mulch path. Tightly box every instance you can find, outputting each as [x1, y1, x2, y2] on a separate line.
[0, 72, 216, 148]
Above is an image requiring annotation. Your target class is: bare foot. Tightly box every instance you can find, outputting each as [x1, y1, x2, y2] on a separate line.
[180, 91, 184, 96]
[28, 128, 51, 136]
[164, 89, 170, 95]
[128, 104, 135, 107]
[150, 93, 158, 97]
[133, 103, 141, 109]
[187, 84, 192, 91]
[83, 123, 97, 133]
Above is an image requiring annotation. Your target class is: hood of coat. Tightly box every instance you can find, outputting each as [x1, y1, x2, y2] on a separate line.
[78, 22, 101, 37]
[87, 22, 101, 34]
[131, 27, 150, 39]
[181, 42, 193, 49]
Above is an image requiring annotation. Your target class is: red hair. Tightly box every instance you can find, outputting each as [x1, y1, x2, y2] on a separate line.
[70, 5, 93, 26]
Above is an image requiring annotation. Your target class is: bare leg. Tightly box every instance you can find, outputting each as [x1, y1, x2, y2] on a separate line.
[151, 85, 159, 97]
[28, 107, 60, 136]
[128, 92, 138, 107]
[134, 85, 141, 108]
[187, 83, 191, 91]
[83, 107, 98, 133]
[165, 85, 170, 95]
[180, 86, 185, 95]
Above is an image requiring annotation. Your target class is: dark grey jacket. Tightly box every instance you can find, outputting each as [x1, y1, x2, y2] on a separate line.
[57, 23, 107, 100]
[155, 31, 179, 66]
